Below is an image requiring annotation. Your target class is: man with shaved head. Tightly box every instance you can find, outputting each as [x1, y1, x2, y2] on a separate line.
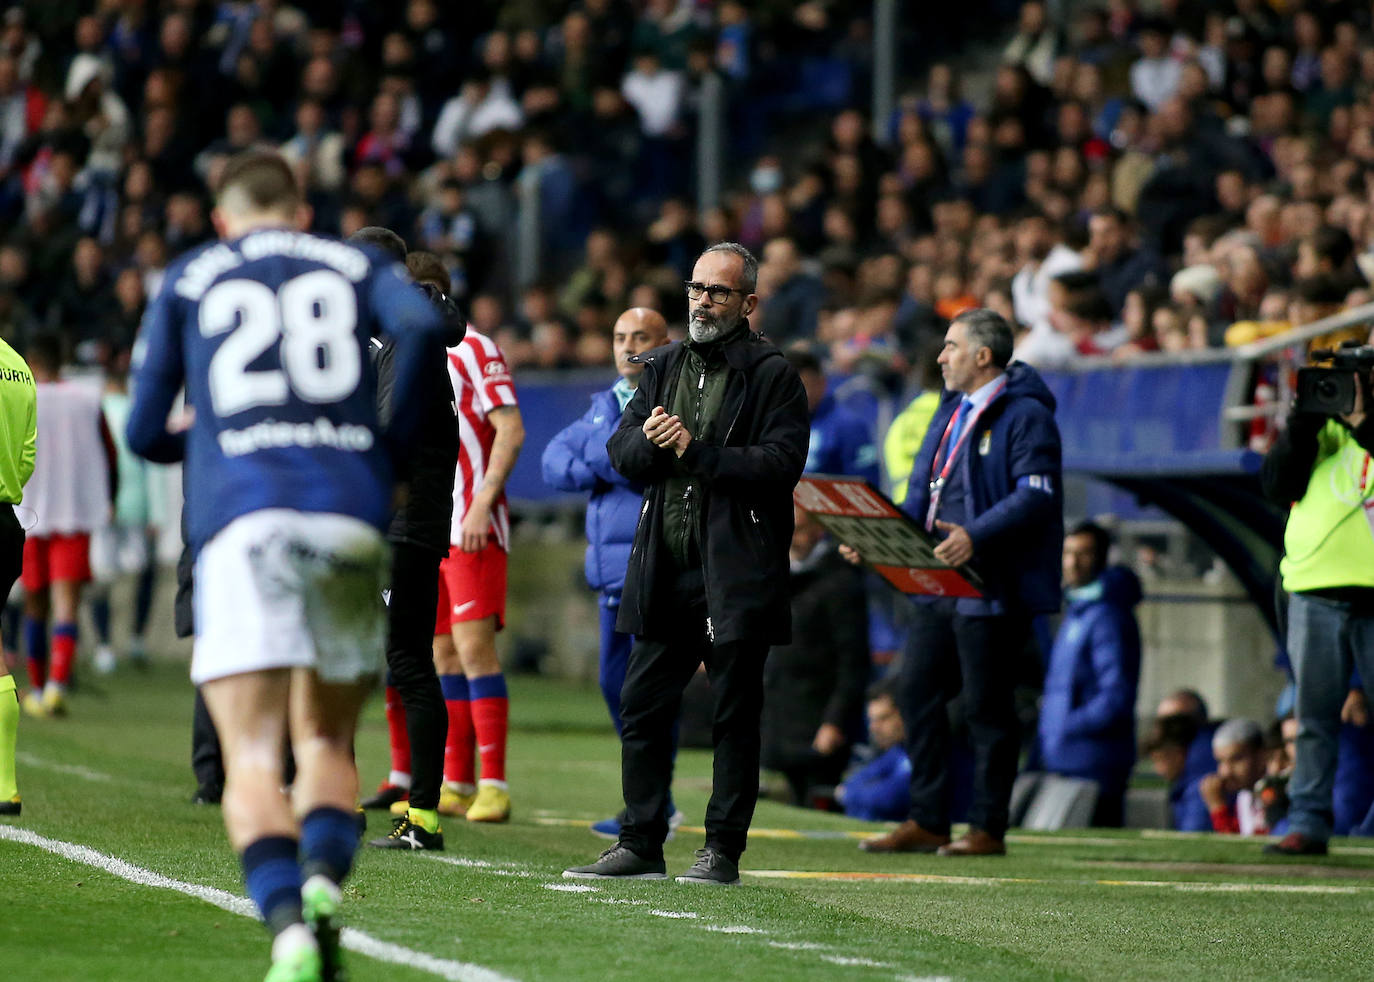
[542, 306, 672, 838]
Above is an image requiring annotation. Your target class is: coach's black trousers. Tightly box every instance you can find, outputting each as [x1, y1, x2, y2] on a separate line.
[385, 541, 447, 812]
[619, 568, 767, 863]
[898, 601, 1029, 840]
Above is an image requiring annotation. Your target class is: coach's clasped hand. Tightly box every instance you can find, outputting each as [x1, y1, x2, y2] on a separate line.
[643, 405, 692, 457]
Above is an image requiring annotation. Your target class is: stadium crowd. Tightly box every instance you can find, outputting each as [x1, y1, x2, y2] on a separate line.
[3, 0, 1373, 380]
[0, 0, 1371, 863]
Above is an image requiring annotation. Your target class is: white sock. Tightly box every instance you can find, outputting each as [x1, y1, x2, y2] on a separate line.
[271, 923, 317, 963]
[387, 771, 412, 789]
[478, 778, 508, 791]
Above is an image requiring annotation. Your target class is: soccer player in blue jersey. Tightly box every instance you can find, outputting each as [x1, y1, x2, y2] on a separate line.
[126, 151, 447, 982]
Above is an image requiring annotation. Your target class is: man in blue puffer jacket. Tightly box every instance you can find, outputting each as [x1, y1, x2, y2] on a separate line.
[541, 307, 672, 838]
[1036, 522, 1142, 827]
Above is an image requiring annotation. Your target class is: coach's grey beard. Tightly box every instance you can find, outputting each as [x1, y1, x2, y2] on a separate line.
[688, 310, 736, 343]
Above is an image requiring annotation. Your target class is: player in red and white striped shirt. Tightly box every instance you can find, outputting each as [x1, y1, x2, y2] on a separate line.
[433, 326, 524, 823]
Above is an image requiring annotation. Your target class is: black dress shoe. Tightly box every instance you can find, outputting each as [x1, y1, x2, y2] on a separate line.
[190, 785, 222, 805]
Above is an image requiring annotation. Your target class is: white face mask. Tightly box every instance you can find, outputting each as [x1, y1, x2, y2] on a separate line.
[750, 166, 783, 194]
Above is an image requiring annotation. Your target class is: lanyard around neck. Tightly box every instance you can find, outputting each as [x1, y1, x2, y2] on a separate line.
[925, 379, 1007, 531]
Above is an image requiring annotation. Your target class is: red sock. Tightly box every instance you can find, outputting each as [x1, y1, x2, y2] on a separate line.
[25, 655, 44, 690]
[441, 674, 475, 786]
[49, 622, 77, 686]
[384, 686, 411, 781]
[469, 673, 508, 784]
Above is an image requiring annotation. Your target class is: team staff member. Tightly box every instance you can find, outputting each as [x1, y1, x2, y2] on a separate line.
[347, 231, 465, 853]
[848, 309, 1063, 857]
[564, 242, 809, 885]
[0, 338, 35, 815]
[541, 306, 679, 839]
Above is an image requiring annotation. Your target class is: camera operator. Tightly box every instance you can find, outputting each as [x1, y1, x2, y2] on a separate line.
[1260, 344, 1374, 855]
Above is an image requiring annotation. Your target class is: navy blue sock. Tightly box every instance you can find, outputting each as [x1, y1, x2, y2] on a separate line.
[241, 836, 302, 936]
[23, 615, 46, 663]
[90, 587, 111, 645]
[300, 806, 358, 885]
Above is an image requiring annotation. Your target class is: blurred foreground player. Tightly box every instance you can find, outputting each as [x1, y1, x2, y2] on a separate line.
[127, 151, 445, 982]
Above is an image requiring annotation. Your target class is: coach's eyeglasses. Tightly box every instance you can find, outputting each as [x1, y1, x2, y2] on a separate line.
[684, 281, 746, 304]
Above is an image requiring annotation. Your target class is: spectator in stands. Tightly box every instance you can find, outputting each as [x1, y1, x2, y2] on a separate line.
[1158, 688, 1220, 789]
[1111, 284, 1163, 360]
[1200, 718, 1270, 835]
[1144, 713, 1212, 832]
[1083, 208, 1165, 314]
[1262, 381, 1374, 855]
[761, 506, 869, 810]
[1130, 19, 1182, 110]
[541, 305, 676, 840]
[1003, 1, 1060, 87]
[1036, 522, 1142, 827]
[279, 98, 345, 195]
[621, 48, 684, 197]
[785, 349, 880, 486]
[758, 237, 825, 344]
[431, 70, 523, 160]
[1011, 209, 1083, 366]
[837, 682, 912, 823]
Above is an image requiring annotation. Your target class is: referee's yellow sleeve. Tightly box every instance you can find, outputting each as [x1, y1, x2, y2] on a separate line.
[0, 339, 37, 505]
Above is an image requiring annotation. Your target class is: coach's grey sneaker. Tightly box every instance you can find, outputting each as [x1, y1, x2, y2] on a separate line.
[563, 844, 667, 879]
[674, 847, 740, 885]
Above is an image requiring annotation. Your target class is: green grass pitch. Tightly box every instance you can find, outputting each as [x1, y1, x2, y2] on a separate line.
[3, 661, 1373, 982]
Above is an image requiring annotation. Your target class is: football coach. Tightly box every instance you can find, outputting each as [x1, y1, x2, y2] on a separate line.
[564, 241, 809, 885]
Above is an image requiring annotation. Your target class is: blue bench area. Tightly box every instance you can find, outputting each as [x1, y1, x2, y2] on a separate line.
[508, 359, 1286, 635]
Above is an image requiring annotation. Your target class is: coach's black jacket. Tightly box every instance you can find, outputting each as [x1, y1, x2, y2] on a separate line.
[607, 329, 809, 646]
[373, 288, 465, 556]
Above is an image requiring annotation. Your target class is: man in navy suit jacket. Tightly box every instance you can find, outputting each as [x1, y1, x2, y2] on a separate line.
[851, 309, 1063, 857]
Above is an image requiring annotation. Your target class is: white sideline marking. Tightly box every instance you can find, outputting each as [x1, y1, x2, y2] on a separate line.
[16, 751, 118, 784]
[704, 925, 766, 934]
[544, 883, 597, 893]
[769, 941, 833, 951]
[0, 825, 518, 982]
[648, 909, 699, 919]
[425, 855, 538, 878]
[747, 868, 1367, 894]
[15, 751, 170, 791]
[822, 955, 892, 968]
[894, 976, 954, 982]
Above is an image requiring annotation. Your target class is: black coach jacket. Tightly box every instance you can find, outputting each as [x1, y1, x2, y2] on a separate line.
[373, 289, 465, 556]
[607, 330, 809, 646]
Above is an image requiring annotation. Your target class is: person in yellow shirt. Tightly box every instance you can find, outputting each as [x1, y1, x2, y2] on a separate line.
[0, 336, 37, 815]
[884, 347, 943, 504]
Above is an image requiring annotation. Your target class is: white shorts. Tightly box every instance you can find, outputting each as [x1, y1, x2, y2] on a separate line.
[91, 525, 151, 581]
[191, 509, 389, 686]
